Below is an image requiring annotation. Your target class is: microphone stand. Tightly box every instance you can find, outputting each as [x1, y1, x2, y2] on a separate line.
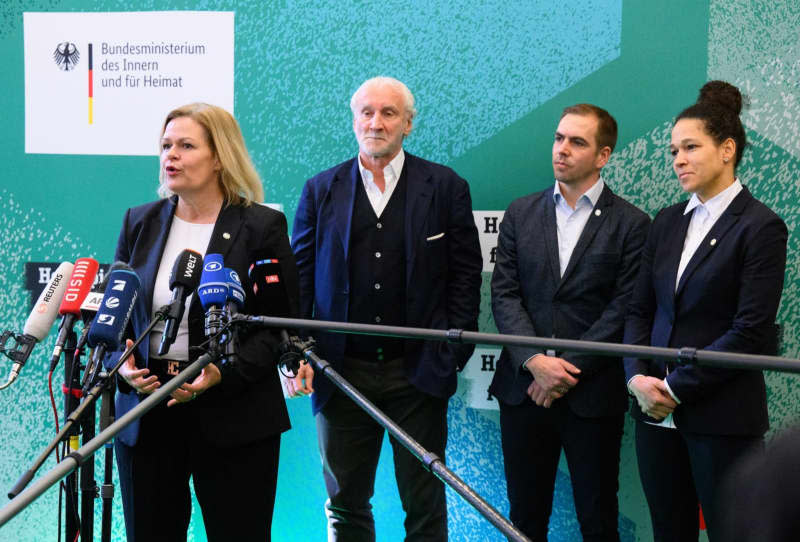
[233, 315, 800, 374]
[7, 305, 170, 500]
[277, 333, 530, 542]
[0, 351, 218, 529]
[98, 383, 115, 542]
[61, 330, 80, 542]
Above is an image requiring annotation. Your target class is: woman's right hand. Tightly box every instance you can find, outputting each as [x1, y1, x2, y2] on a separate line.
[629, 375, 677, 420]
[118, 338, 161, 394]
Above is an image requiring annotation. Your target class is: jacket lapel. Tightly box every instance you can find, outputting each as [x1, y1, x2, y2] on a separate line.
[330, 160, 358, 264]
[137, 196, 178, 318]
[675, 187, 751, 297]
[558, 185, 613, 288]
[186, 199, 244, 323]
[404, 153, 433, 280]
[541, 188, 561, 285]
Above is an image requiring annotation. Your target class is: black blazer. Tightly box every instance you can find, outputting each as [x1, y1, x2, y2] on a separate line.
[490, 184, 650, 417]
[110, 196, 299, 447]
[624, 186, 787, 436]
[292, 152, 483, 414]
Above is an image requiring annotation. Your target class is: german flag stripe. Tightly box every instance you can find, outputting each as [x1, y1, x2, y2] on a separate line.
[88, 43, 93, 124]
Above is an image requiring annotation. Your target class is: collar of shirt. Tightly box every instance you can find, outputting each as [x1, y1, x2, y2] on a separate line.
[683, 178, 743, 221]
[358, 149, 405, 195]
[552, 177, 605, 213]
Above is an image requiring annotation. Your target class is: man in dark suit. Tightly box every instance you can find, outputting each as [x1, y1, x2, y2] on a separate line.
[291, 76, 482, 541]
[489, 104, 650, 541]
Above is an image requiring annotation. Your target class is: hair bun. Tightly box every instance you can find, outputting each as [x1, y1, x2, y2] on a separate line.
[697, 80, 746, 114]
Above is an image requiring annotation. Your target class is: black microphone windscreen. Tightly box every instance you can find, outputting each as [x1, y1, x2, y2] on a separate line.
[248, 257, 291, 318]
[169, 249, 203, 291]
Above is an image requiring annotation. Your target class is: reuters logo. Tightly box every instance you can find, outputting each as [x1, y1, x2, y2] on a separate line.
[36, 303, 48, 314]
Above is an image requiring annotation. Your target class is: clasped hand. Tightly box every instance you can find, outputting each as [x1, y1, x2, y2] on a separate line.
[117, 339, 221, 407]
[628, 375, 677, 420]
[524, 354, 581, 408]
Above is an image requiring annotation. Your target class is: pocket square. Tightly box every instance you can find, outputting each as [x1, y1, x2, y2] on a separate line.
[426, 232, 445, 241]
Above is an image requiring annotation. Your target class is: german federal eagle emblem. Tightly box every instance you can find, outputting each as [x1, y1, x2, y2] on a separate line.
[53, 42, 80, 71]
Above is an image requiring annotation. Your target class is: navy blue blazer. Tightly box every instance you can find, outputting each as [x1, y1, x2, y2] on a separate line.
[291, 152, 483, 415]
[624, 186, 787, 436]
[108, 196, 297, 447]
[489, 184, 650, 417]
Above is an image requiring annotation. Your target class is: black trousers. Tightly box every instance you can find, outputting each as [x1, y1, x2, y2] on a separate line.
[634, 420, 763, 542]
[499, 398, 624, 542]
[114, 398, 281, 542]
[316, 357, 448, 542]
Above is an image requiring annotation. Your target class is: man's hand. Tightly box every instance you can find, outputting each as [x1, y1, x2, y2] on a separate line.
[523, 354, 580, 407]
[628, 375, 677, 420]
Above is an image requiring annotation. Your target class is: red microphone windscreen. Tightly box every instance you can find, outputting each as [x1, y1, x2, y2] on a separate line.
[59, 257, 100, 316]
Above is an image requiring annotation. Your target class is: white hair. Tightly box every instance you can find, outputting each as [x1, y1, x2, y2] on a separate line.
[350, 76, 417, 121]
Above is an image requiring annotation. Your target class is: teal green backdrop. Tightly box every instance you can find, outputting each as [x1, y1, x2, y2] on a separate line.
[1, 1, 799, 541]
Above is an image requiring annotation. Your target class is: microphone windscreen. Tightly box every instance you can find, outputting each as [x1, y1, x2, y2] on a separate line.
[197, 254, 228, 310]
[59, 257, 99, 316]
[248, 258, 290, 317]
[225, 267, 245, 310]
[169, 249, 203, 291]
[24, 261, 74, 340]
[87, 269, 141, 349]
[81, 261, 132, 319]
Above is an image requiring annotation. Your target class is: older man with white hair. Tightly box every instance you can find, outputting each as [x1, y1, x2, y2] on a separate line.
[292, 76, 482, 541]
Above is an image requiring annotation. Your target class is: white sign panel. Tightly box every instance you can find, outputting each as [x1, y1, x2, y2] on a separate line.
[473, 210, 504, 273]
[24, 12, 234, 155]
[460, 347, 502, 410]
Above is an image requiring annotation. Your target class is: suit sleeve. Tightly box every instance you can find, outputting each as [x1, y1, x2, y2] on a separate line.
[624, 209, 665, 381]
[665, 215, 787, 403]
[439, 177, 483, 370]
[491, 202, 544, 369]
[290, 179, 317, 320]
[566, 209, 650, 375]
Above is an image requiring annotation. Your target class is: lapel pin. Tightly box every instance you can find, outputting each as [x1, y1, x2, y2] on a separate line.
[223, 232, 231, 240]
[710, 238, 717, 246]
[594, 209, 601, 216]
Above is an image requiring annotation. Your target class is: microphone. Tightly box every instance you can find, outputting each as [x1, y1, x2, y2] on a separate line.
[197, 254, 228, 351]
[84, 269, 141, 388]
[225, 267, 245, 315]
[222, 267, 245, 366]
[49, 257, 99, 371]
[247, 258, 291, 317]
[0, 262, 74, 389]
[74, 261, 131, 356]
[157, 249, 203, 356]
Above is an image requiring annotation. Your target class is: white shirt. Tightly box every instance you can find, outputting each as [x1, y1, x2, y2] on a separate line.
[644, 179, 743, 429]
[358, 149, 405, 217]
[149, 216, 214, 361]
[553, 177, 605, 277]
[676, 179, 743, 289]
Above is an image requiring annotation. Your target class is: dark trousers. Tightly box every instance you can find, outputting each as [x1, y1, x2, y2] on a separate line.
[316, 357, 448, 542]
[115, 399, 281, 542]
[499, 398, 624, 542]
[634, 420, 763, 542]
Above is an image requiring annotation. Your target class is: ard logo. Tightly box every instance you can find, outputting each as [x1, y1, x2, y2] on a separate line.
[53, 42, 80, 71]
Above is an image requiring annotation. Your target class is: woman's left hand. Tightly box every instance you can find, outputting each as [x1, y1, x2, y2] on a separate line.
[167, 363, 222, 407]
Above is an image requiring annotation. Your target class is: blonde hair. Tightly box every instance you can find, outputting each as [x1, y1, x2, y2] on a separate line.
[158, 103, 264, 205]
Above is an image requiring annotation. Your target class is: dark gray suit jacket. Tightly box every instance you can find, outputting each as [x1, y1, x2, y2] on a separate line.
[489, 183, 650, 417]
